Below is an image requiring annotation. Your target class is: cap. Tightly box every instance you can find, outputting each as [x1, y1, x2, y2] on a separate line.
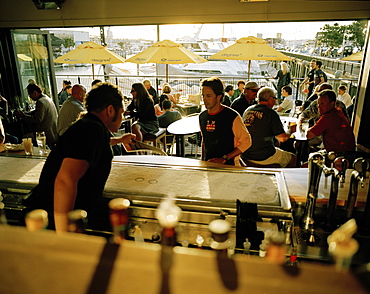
[245, 81, 260, 89]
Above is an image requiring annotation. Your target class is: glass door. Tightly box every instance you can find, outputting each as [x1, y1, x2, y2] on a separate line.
[11, 29, 58, 110]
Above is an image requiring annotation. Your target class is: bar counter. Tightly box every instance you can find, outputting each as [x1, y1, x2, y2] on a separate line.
[0, 225, 368, 294]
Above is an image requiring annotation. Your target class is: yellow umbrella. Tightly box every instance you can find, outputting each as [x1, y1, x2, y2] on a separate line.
[17, 54, 32, 61]
[341, 51, 363, 61]
[17, 41, 48, 59]
[54, 41, 125, 78]
[125, 39, 207, 82]
[209, 36, 292, 79]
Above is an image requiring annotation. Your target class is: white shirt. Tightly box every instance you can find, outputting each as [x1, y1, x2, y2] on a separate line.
[337, 93, 352, 108]
[278, 95, 294, 113]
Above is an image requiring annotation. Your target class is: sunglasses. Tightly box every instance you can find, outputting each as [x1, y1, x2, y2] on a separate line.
[245, 88, 259, 93]
[130, 90, 135, 93]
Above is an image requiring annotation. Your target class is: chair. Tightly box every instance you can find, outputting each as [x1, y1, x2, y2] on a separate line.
[143, 128, 167, 152]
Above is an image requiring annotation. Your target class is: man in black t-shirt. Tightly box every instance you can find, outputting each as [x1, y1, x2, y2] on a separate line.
[300, 59, 316, 98]
[24, 83, 135, 232]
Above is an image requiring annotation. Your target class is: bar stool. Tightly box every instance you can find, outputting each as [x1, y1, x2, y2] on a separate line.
[143, 128, 167, 152]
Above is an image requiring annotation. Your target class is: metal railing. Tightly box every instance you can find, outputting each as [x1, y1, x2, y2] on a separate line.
[55, 73, 358, 104]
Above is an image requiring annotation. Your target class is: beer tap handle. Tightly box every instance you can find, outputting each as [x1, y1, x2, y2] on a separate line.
[334, 157, 349, 188]
[353, 157, 368, 189]
[328, 151, 336, 168]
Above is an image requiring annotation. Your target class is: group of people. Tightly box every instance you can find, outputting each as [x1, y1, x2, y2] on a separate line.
[17, 65, 356, 234]
[199, 73, 356, 169]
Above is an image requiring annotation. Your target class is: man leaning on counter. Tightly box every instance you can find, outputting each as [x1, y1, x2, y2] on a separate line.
[23, 82, 135, 233]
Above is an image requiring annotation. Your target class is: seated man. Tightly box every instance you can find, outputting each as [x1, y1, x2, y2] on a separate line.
[199, 77, 252, 166]
[306, 89, 356, 164]
[158, 100, 182, 128]
[241, 87, 296, 168]
[230, 81, 259, 116]
[298, 83, 348, 127]
[276, 85, 294, 115]
[57, 84, 86, 136]
[337, 85, 352, 108]
[16, 83, 58, 146]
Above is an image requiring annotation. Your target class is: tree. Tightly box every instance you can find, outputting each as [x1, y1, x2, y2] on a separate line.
[317, 20, 367, 50]
[63, 37, 75, 48]
[346, 20, 367, 50]
[317, 23, 345, 48]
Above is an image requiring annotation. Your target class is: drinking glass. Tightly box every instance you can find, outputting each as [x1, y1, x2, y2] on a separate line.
[22, 138, 33, 156]
[36, 131, 47, 155]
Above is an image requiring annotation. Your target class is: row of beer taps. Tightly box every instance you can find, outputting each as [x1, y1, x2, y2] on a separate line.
[300, 150, 369, 243]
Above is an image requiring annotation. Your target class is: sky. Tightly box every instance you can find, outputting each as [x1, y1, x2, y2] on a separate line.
[106, 21, 354, 41]
[48, 20, 354, 42]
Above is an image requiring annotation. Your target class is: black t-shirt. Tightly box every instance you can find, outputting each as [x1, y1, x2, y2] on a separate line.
[199, 106, 238, 165]
[24, 113, 113, 222]
[242, 104, 285, 161]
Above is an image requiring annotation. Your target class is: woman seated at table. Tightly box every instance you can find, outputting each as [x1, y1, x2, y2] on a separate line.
[162, 84, 179, 105]
[125, 83, 159, 142]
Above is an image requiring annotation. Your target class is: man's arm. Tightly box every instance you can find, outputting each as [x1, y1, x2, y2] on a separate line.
[54, 158, 90, 233]
[306, 129, 316, 139]
[110, 133, 136, 146]
[22, 100, 46, 124]
[208, 115, 252, 164]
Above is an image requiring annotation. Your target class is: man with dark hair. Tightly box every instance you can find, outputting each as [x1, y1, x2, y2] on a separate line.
[230, 80, 245, 101]
[24, 82, 136, 232]
[276, 85, 294, 114]
[199, 77, 251, 166]
[58, 79, 72, 105]
[223, 85, 234, 106]
[16, 83, 58, 146]
[91, 79, 102, 87]
[314, 60, 327, 87]
[300, 59, 316, 98]
[307, 90, 355, 160]
[241, 87, 296, 168]
[158, 100, 182, 128]
[337, 85, 352, 107]
[230, 81, 259, 116]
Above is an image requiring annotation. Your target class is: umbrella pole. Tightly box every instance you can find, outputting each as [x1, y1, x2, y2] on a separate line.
[92, 64, 95, 79]
[166, 64, 169, 83]
[248, 60, 251, 80]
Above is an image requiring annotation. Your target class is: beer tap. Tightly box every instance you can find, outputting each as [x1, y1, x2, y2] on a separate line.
[346, 158, 368, 220]
[360, 167, 370, 235]
[300, 152, 325, 241]
[323, 157, 349, 231]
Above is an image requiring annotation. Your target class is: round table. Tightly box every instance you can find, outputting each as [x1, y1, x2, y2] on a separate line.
[167, 114, 201, 157]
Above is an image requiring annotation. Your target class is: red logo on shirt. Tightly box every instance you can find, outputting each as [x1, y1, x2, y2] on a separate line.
[206, 120, 216, 132]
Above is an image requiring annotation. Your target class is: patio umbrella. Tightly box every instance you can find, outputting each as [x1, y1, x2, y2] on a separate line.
[17, 54, 32, 61]
[17, 41, 48, 59]
[124, 39, 207, 82]
[53, 41, 125, 78]
[208, 36, 291, 79]
[341, 51, 363, 61]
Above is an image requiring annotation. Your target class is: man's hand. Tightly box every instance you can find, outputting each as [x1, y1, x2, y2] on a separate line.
[208, 158, 227, 164]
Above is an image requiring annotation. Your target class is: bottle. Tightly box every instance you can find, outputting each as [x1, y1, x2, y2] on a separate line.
[243, 238, 251, 256]
[259, 240, 267, 258]
[285, 247, 299, 267]
[134, 225, 145, 242]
